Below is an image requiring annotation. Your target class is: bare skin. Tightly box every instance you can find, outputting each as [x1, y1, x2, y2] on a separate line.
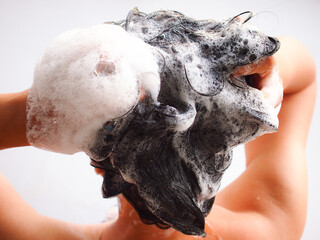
[0, 90, 29, 149]
[0, 36, 316, 239]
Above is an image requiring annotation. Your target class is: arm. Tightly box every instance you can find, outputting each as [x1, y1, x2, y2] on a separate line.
[209, 37, 316, 239]
[0, 90, 30, 149]
[0, 92, 104, 239]
[0, 173, 104, 240]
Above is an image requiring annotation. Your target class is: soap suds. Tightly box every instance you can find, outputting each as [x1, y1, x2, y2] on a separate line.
[28, 8, 281, 237]
[27, 24, 160, 154]
[89, 9, 281, 236]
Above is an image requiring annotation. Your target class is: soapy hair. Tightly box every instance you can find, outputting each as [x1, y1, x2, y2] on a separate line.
[90, 8, 280, 236]
[27, 7, 280, 236]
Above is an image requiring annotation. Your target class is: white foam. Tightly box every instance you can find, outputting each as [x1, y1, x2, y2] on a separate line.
[27, 24, 160, 154]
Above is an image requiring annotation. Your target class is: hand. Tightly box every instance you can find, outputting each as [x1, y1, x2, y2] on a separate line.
[233, 56, 283, 110]
[206, 37, 316, 240]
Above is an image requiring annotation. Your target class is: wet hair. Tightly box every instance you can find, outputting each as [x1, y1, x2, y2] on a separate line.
[90, 8, 280, 236]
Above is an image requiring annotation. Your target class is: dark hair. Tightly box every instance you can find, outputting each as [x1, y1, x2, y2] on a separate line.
[90, 8, 280, 236]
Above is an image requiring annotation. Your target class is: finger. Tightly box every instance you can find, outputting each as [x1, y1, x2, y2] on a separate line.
[233, 56, 283, 110]
[260, 70, 284, 109]
[233, 56, 277, 77]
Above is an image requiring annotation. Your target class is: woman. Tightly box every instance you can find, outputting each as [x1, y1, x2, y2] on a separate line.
[0, 35, 316, 239]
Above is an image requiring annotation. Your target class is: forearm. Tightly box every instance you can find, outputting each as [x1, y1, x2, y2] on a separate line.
[0, 173, 102, 240]
[215, 36, 316, 239]
[245, 37, 316, 236]
[0, 90, 30, 149]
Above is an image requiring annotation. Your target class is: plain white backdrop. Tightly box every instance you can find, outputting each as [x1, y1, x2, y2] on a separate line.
[0, 0, 319, 239]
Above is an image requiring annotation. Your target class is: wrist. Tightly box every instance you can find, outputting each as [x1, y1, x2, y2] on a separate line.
[0, 90, 30, 149]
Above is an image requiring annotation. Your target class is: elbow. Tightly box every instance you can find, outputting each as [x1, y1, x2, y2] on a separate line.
[277, 36, 317, 94]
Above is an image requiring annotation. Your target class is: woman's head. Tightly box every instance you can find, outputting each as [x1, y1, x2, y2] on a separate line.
[90, 9, 280, 236]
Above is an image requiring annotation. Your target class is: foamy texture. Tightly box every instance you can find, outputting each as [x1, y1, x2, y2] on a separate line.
[27, 24, 160, 154]
[174, 82, 279, 201]
[161, 24, 280, 201]
[87, 9, 282, 236]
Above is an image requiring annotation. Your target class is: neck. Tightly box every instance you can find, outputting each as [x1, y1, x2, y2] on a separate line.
[103, 195, 221, 240]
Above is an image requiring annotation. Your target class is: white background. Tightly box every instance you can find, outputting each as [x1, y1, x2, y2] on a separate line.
[0, 0, 319, 239]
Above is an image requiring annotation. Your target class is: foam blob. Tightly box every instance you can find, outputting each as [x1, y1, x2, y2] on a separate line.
[26, 24, 160, 154]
